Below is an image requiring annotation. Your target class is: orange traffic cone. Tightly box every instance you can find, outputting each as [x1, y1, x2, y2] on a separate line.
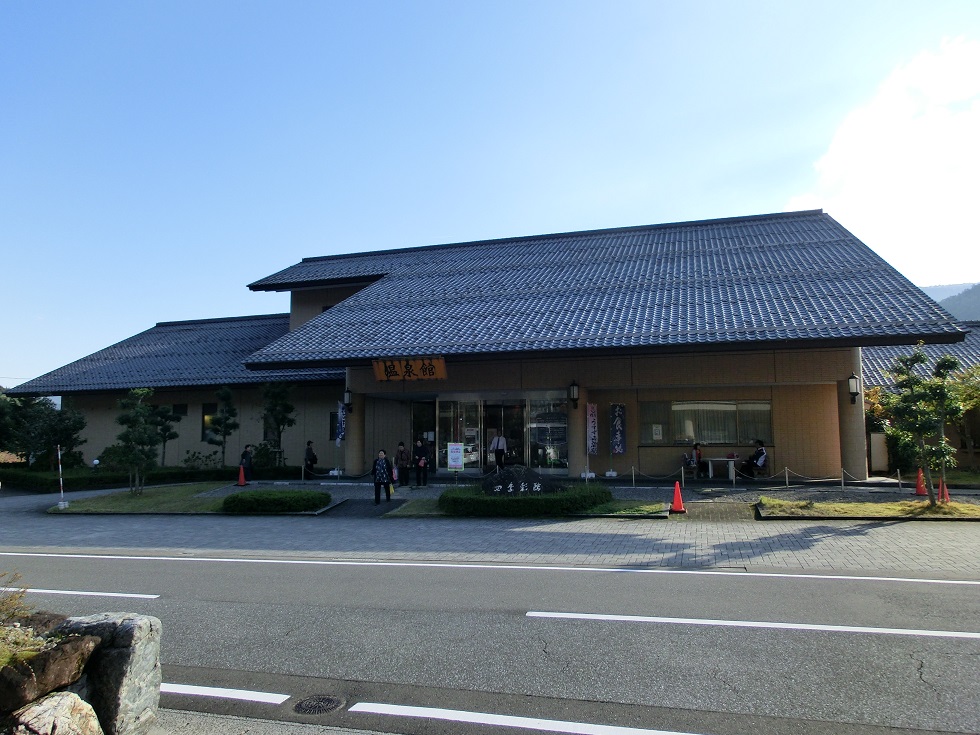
[915, 468, 927, 496]
[939, 479, 950, 503]
[237, 465, 247, 487]
[670, 481, 686, 514]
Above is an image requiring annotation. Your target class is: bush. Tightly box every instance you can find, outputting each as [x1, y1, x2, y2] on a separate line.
[0, 464, 303, 493]
[222, 489, 331, 514]
[438, 483, 612, 517]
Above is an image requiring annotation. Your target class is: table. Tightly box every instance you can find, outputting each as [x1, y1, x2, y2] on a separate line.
[707, 457, 737, 481]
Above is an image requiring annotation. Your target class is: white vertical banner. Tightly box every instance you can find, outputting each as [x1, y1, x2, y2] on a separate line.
[586, 403, 598, 456]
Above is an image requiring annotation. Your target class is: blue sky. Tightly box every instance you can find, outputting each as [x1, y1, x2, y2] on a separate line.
[3, 1, 979, 387]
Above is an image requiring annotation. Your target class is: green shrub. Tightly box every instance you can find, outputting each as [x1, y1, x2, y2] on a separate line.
[222, 489, 330, 514]
[0, 465, 303, 493]
[438, 483, 612, 517]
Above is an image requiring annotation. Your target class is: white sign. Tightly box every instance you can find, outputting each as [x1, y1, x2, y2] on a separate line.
[447, 442, 465, 470]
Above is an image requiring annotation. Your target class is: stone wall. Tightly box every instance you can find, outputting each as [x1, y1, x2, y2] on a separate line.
[1, 613, 161, 735]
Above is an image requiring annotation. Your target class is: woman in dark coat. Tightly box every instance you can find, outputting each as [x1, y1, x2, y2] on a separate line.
[372, 449, 393, 504]
[413, 439, 429, 487]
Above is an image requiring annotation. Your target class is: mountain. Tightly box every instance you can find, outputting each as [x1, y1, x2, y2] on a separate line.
[921, 283, 977, 301]
[939, 282, 980, 321]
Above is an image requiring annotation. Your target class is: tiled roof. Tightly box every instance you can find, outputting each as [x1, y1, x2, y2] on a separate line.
[862, 322, 980, 387]
[245, 210, 966, 368]
[8, 314, 343, 396]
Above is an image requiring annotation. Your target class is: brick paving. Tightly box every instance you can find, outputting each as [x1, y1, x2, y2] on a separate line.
[2, 479, 979, 578]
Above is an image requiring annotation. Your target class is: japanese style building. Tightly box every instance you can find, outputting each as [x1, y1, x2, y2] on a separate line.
[10, 210, 966, 481]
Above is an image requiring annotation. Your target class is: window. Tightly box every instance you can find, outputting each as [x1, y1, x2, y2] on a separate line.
[201, 403, 218, 442]
[640, 400, 771, 445]
[172, 404, 188, 417]
[639, 401, 671, 444]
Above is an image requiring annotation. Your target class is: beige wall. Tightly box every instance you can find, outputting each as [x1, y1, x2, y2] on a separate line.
[290, 287, 367, 330]
[69, 384, 344, 470]
[343, 347, 865, 479]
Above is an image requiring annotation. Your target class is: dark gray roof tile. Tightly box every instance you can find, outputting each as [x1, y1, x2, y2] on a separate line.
[246, 211, 965, 367]
[8, 314, 343, 395]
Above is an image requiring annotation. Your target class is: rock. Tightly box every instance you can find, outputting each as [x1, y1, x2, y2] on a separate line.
[2, 691, 105, 735]
[0, 635, 101, 713]
[6, 613, 68, 637]
[481, 465, 564, 495]
[55, 614, 161, 735]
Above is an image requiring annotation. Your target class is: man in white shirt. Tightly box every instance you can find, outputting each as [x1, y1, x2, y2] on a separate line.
[490, 433, 507, 469]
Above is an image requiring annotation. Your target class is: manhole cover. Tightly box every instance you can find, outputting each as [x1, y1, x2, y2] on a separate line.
[293, 694, 345, 715]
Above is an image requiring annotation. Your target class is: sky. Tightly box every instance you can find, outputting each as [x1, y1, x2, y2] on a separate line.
[2, 0, 979, 387]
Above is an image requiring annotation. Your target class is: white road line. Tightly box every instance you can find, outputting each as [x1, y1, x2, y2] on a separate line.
[160, 683, 289, 704]
[350, 702, 705, 735]
[1, 586, 158, 599]
[2, 551, 977, 587]
[527, 611, 980, 640]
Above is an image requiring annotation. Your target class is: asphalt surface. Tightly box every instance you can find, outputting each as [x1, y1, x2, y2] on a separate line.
[3, 475, 979, 735]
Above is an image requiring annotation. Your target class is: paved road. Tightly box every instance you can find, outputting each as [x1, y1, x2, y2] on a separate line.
[2, 481, 978, 577]
[2, 481, 979, 735]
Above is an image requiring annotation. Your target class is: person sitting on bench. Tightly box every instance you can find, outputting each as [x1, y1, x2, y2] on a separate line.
[740, 439, 767, 478]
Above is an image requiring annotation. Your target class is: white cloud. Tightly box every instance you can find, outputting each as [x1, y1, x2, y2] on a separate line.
[787, 37, 980, 287]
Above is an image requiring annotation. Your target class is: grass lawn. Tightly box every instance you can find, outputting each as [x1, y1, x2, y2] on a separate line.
[47, 483, 230, 514]
[575, 499, 668, 516]
[759, 496, 980, 518]
[941, 469, 980, 488]
[385, 498, 444, 516]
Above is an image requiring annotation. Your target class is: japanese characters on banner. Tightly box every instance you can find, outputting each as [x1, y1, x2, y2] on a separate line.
[610, 404, 626, 454]
[336, 401, 346, 447]
[586, 403, 598, 456]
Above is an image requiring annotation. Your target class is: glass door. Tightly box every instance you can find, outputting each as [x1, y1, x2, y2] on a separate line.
[528, 399, 568, 472]
[437, 400, 481, 471]
[484, 401, 526, 467]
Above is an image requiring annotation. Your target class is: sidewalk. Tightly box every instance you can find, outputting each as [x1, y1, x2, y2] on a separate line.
[153, 709, 381, 735]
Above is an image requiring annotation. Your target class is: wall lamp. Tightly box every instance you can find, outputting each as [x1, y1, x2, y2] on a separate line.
[847, 373, 860, 404]
[567, 380, 579, 409]
[343, 387, 354, 414]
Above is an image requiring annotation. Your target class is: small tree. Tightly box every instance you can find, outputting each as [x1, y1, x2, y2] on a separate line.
[206, 386, 239, 466]
[0, 388, 15, 455]
[115, 388, 161, 495]
[151, 405, 182, 467]
[882, 346, 963, 505]
[7, 396, 87, 469]
[261, 383, 295, 464]
[950, 364, 980, 471]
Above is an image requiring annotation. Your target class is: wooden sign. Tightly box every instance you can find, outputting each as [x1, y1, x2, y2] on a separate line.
[372, 356, 447, 382]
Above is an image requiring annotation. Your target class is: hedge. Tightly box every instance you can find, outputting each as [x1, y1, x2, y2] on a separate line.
[222, 490, 331, 514]
[438, 484, 612, 517]
[0, 465, 306, 493]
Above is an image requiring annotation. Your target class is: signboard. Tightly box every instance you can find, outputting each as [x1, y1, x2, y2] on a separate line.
[610, 404, 626, 455]
[586, 403, 598, 456]
[447, 442, 465, 470]
[372, 357, 447, 382]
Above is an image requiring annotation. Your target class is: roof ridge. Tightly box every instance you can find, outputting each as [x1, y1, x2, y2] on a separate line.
[293, 209, 827, 264]
[154, 313, 288, 328]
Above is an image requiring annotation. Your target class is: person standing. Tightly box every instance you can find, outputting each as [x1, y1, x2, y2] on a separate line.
[490, 432, 507, 469]
[372, 449, 393, 504]
[413, 439, 429, 487]
[239, 444, 254, 484]
[304, 440, 318, 478]
[394, 441, 411, 487]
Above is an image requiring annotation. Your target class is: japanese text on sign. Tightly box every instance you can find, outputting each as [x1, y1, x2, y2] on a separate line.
[372, 356, 447, 382]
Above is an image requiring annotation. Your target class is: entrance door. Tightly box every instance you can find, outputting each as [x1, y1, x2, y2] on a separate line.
[436, 400, 480, 471]
[484, 401, 526, 467]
